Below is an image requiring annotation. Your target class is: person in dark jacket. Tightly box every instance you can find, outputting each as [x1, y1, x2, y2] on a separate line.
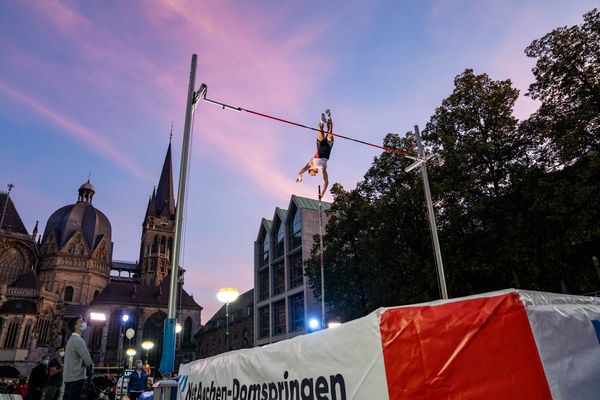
[26, 356, 49, 400]
[41, 347, 64, 400]
[127, 360, 148, 400]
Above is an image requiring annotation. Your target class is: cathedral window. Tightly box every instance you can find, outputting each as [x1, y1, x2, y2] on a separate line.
[20, 323, 31, 348]
[2, 321, 19, 348]
[151, 236, 159, 254]
[160, 236, 166, 254]
[64, 286, 74, 302]
[36, 312, 52, 346]
[0, 248, 26, 285]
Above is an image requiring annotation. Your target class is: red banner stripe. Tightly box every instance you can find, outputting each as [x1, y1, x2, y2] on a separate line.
[380, 292, 552, 399]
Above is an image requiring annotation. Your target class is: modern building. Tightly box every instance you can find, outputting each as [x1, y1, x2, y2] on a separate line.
[0, 141, 202, 375]
[196, 289, 254, 358]
[254, 195, 331, 346]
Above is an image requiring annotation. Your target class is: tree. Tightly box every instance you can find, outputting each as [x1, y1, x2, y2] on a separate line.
[524, 8, 600, 165]
[423, 69, 533, 295]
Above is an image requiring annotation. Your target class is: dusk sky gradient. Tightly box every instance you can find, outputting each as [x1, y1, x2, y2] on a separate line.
[1, 0, 596, 321]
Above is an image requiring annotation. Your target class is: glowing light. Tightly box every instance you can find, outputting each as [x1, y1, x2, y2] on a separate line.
[308, 318, 320, 330]
[141, 341, 154, 350]
[126, 349, 136, 356]
[176, 323, 182, 333]
[90, 312, 106, 321]
[122, 314, 130, 322]
[217, 288, 240, 304]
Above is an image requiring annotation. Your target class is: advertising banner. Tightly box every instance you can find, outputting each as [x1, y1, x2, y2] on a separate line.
[178, 290, 600, 400]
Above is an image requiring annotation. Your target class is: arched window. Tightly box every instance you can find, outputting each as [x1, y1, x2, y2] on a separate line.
[151, 236, 159, 254]
[0, 248, 26, 285]
[273, 221, 284, 259]
[142, 311, 166, 366]
[64, 286, 74, 302]
[36, 311, 53, 346]
[2, 320, 20, 349]
[160, 236, 166, 254]
[167, 237, 173, 257]
[93, 290, 99, 300]
[20, 322, 32, 348]
[183, 317, 192, 343]
[289, 207, 301, 250]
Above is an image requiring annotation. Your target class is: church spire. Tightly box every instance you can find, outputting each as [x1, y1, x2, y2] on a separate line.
[155, 141, 175, 217]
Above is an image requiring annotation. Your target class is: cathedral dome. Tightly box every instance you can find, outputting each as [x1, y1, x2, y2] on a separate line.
[41, 180, 111, 254]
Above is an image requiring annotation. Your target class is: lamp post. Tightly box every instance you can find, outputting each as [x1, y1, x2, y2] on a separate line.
[141, 341, 154, 365]
[117, 313, 129, 369]
[217, 288, 239, 352]
[126, 348, 136, 369]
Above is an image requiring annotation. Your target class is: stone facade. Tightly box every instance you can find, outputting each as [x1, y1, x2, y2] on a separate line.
[0, 142, 202, 375]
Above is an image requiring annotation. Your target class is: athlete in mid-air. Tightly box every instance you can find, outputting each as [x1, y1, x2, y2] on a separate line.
[296, 110, 334, 199]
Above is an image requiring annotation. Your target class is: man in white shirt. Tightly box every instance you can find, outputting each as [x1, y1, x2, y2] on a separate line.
[63, 317, 93, 400]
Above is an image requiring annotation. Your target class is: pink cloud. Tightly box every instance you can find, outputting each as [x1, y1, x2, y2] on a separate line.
[0, 80, 150, 181]
[22, 0, 333, 199]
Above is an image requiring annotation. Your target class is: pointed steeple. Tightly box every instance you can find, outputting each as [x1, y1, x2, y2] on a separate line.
[155, 142, 175, 217]
[31, 220, 39, 240]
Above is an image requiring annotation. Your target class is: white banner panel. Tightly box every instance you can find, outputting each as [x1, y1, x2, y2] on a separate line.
[179, 310, 388, 400]
[520, 291, 600, 400]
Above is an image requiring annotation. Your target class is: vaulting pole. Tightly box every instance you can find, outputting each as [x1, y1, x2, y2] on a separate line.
[160, 54, 198, 376]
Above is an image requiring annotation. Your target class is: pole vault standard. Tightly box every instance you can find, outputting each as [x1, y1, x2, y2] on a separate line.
[160, 54, 206, 376]
[405, 126, 448, 299]
[318, 185, 325, 329]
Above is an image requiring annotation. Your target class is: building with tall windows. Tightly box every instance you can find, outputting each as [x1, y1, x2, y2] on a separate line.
[254, 195, 331, 346]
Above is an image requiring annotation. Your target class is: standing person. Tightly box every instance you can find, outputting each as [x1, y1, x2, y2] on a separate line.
[127, 360, 148, 400]
[25, 356, 49, 400]
[63, 317, 93, 400]
[296, 110, 334, 199]
[41, 347, 64, 400]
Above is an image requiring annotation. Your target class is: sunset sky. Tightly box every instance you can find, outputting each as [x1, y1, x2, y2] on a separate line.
[0, 0, 596, 320]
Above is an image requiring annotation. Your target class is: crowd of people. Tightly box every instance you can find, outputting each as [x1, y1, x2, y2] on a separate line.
[3, 316, 154, 400]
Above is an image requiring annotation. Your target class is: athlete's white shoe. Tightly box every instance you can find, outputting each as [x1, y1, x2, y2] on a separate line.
[296, 174, 302, 183]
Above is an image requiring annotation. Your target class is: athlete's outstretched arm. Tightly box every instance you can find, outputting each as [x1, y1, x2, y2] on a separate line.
[296, 161, 311, 182]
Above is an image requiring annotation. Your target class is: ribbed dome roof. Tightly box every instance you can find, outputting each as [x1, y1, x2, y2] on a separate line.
[42, 181, 111, 252]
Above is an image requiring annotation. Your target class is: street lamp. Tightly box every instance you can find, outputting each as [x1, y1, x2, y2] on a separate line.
[175, 323, 182, 334]
[126, 348, 136, 369]
[117, 313, 130, 369]
[217, 287, 239, 351]
[141, 341, 154, 365]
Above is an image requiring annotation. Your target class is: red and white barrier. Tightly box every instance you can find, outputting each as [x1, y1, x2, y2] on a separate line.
[178, 290, 600, 399]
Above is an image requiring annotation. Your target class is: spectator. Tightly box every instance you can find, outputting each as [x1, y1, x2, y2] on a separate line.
[26, 356, 49, 400]
[63, 317, 93, 400]
[127, 360, 148, 400]
[41, 347, 64, 400]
